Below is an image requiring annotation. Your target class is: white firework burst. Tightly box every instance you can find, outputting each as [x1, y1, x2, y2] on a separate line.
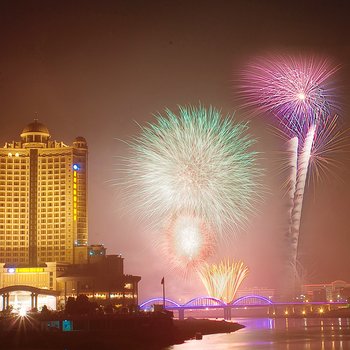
[119, 104, 261, 234]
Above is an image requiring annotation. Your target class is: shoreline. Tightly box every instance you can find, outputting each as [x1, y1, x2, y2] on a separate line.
[0, 315, 244, 349]
[174, 318, 245, 344]
[3, 312, 349, 349]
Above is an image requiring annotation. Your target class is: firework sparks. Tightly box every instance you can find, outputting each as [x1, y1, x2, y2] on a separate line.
[240, 55, 338, 131]
[308, 115, 348, 183]
[120, 105, 261, 234]
[273, 114, 347, 294]
[162, 215, 215, 270]
[276, 115, 347, 188]
[198, 259, 249, 303]
[240, 55, 340, 295]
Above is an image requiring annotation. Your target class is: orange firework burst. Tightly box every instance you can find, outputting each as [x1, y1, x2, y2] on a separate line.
[198, 259, 249, 303]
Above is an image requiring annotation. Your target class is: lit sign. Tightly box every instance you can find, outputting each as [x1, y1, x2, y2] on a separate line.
[62, 320, 73, 332]
[17, 267, 45, 273]
[7, 267, 45, 273]
[73, 170, 77, 221]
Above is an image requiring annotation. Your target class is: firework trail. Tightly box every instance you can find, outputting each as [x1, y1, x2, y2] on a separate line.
[285, 137, 298, 238]
[120, 105, 261, 269]
[240, 55, 339, 294]
[276, 114, 347, 291]
[198, 259, 249, 303]
[289, 125, 315, 284]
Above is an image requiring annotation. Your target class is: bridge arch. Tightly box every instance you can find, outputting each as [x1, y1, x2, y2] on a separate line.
[139, 297, 180, 310]
[183, 296, 227, 307]
[230, 295, 273, 306]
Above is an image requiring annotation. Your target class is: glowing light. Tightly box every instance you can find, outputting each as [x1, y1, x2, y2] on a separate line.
[17, 267, 44, 273]
[319, 308, 324, 314]
[284, 310, 289, 315]
[176, 219, 202, 258]
[162, 215, 215, 270]
[302, 310, 306, 315]
[198, 259, 249, 303]
[7, 268, 15, 273]
[15, 152, 19, 157]
[19, 307, 27, 317]
[297, 92, 306, 101]
[73, 170, 78, 221]
[119, 104, 261, 234]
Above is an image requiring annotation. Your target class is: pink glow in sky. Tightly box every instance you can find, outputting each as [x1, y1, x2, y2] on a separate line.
[0, 2, 349, 302]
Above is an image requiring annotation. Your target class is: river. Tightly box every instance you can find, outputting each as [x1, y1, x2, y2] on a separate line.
[167, 317, 350, 349]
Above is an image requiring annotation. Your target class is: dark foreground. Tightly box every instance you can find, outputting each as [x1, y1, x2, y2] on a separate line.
[0, 314, 244, 349]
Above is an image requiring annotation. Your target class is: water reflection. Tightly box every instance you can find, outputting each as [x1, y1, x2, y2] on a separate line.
[168, 317, 350, 349]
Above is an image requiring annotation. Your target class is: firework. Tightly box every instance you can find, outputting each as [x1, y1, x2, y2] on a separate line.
[240, 55, 338, 129]
[285, 137, 298, 237]
[276, 114, 346, 193]
[198, 259, 249, 303]
[120, 105, 260, 234]
[289, 126, 315, 284]
[161, 214, 215, 270]
[308, 115, 348, 184]
[240, 55, 340, 295]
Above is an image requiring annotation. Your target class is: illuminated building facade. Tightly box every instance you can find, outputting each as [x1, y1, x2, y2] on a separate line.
[0, 120, 88, 265]
[56, 253, 141, 308]
[302, 280, 350, 302]
[0, 253, 141, 311]
[0, 121, 141, 312]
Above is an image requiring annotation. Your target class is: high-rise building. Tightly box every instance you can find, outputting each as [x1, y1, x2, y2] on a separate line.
[0, 120, 88, 266]
[0, 121, 141, 311]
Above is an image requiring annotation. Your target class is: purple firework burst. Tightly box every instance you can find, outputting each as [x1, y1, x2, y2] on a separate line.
[240, 55, 339, 133]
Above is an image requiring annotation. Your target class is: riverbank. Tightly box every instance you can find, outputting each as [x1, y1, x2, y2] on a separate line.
[174, 318, 244, 341]
[0, 314, 244, 349]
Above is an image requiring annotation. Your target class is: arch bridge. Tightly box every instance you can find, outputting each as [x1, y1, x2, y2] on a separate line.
[139, 294, 347, 320]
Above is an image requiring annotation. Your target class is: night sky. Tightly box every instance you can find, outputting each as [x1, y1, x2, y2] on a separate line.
[0, 0, 349, 302]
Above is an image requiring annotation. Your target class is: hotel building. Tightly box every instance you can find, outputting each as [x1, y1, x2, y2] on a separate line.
[0, 120, 88, 265]
[0, 121, 140, 311]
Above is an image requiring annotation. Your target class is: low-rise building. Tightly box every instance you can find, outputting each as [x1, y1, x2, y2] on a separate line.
[0, 246, 141, 311]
